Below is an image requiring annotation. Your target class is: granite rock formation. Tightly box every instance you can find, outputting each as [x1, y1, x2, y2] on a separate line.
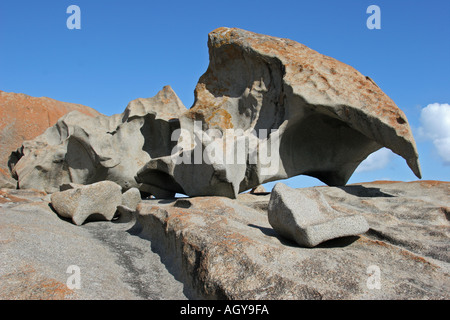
[134, 180, 449, 299]
[2, 28, 447, 302]
[137, 27, 421, 198]
[10, 86, 186, 194]
[8, 28, 421, 199]
[0, 188, 185, 300]
[1, 180, 448, 299]
[0, 90, 100, 188]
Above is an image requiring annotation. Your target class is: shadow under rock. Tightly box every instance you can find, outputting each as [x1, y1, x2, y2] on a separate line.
[248, 223, 360, 249]
[247, 223, 301, 248]
[315, 235, 360, 248]
[338, 185, 394, 198]
[48, 202, 73, 224]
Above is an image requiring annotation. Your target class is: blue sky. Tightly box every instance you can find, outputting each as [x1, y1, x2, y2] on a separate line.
[1, 0, 449, 189]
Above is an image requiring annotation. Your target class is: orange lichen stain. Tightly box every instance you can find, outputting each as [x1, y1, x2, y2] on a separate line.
[185, 85, 235, 130]
[215, 232, 254, 255]
[206, 109, 233, 130]
[359, 180, 449, 188]
[329, 204, 355, 215]
[252, 38, 289, 57]
[202, 27, 418, 159]
[224, 232, 253, 243]
[243, 28, 404, 122]
[165, 208, 193, 228]
[0, 167, 11, 176]
[354, 180, 403, 185]
[0, 190, 28, 203]
[399, 250, 436, 268]
[211, 27, 234, 48]
[0, 265, 76, 300]
[190, 197, 236, 216]
[358, 236, 438, 270]
[413, 180, 449, 188]
[358, 237, 390, 248]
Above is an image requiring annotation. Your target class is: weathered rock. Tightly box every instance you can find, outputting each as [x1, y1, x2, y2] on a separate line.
[50, 181, 123, 225]
[134, 180, 449, 299]
[137, 27, 421, 198]
[0, 180, 448, 300]
[0, 189, 186, 300]
[11, 86, 186, 194]
[0, 90, 100, 187]
[0, 188, 48, 204]
[249, 185, 267, 193]
[59, 183, 84, 191]
[121, 187, 142, 211]
[0, 169, 15, 189]
[268, 183, 369, 247]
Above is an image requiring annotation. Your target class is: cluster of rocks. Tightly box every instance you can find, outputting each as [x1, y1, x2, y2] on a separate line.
[48, 179, 370, 247]
[134, 180, 449, 299]
[7, 85, 185, 196]
[8, 28, 420, 200]
[4, 27, 425, 246]
[1, 180, 448, 299]
[1, 27, 448, 299]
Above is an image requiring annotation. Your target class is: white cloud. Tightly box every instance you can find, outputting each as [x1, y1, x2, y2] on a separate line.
[355, 148, 393, 173]
[418, 103, 450, 165]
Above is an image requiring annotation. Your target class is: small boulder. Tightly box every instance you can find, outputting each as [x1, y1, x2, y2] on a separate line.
[268, 183, 369, 247]
[51, 181, 122, 225]
[121, 187, 141, 210]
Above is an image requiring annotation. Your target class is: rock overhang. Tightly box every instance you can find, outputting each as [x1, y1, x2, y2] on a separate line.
[137, 27, 421, 198]
[9, 27, 421, 199]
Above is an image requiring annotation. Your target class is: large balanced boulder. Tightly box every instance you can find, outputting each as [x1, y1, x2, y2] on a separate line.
[137, 27, 421, 198]
[50, 181, 123, 225]
[11, 86, 186, 194]
[268, 183, 369, 247]
[9, 28, 422, 199]
[0, 90, 100, 188]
